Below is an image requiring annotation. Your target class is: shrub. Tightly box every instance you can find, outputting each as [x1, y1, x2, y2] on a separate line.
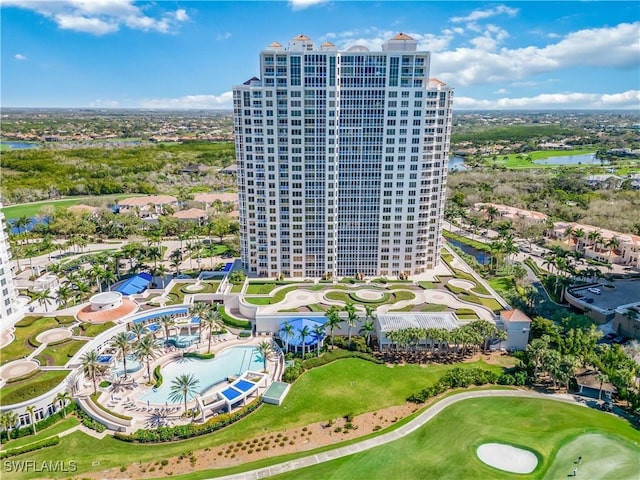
[99, 380, 111, 388]
[161, 459, 169, 466]
[153, 365, 163, 388]
[0, 404, 75, 443]
[0, 436, 60, 459]
[183, 352, 215, 360]
[407, 368, 500, 403]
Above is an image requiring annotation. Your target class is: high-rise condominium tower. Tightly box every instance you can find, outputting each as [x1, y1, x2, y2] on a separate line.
[0, 204, 20, 325]
[234, 33, 453, 278]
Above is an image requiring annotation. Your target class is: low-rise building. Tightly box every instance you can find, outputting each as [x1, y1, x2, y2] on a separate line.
[612, 302, 640, 340]
[118, 195, 178, 218]
[474, 203, 548, 224]
[498, 309, 531, 351]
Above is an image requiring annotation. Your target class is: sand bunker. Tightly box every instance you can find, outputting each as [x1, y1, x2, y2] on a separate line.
[477, 443, 538, 474]
[36, 328, 72, 344]
[356, 289, 385, 300]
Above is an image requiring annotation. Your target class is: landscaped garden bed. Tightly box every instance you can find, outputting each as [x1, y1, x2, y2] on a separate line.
[0, 371, 70, 405]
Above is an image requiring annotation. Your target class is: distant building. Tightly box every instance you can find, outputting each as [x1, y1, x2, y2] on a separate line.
[219, 164, 238, 175]
[498, 309, 531, 351]
[234, 33, 453, 278]
[612, 302, 640, 340]
[0, 204, 22, 326]
[193, 192, 239, 210]
[584, 174, 623, 189]
[549, 221, 640, 268]
[118, 195, 178, 218]
[181, 164, 211, 175]
[172, 208, 208, 225]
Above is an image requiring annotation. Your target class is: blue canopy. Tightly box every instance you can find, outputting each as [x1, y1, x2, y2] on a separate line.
[279, 318, 326, 347]
[115, 272, 152, 295]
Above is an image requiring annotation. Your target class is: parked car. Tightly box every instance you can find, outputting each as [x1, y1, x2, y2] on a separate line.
[588, 287, 602, 295]
[585, 298, 594, 303]
[600, 401, 613, 412]
[603, 333, 617, 341]
[612, 335, 627, 344]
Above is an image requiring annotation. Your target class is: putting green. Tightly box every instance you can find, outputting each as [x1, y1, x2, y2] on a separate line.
[544, 433, 639, 480]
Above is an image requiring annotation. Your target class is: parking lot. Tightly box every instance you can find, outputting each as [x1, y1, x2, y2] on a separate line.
[574, 279, 640, 310]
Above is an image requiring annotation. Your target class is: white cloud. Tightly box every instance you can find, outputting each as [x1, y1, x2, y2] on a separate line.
[288, 0, 328, 11]
[451, 5, 519, 24]
[216, 32, 232, 41]
[14, 53, 27, 60]
[138, 92, 233, 109]
[88, 99, 121, 108]
[455, 90, 640, 110]
[432, 22, 640, 86]
[1, 0, 189, 35]
[494, 88, 509, 94]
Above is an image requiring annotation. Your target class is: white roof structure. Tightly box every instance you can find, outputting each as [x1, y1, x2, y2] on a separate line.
[377, 313, 459, 332]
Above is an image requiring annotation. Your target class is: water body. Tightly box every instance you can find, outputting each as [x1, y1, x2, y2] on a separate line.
[446, 238, 492, 265]
[9, 217, 50, 235]
[1, 141, 40, 149]
[449, 156, 468, 171]
[533, 153, 607, 165]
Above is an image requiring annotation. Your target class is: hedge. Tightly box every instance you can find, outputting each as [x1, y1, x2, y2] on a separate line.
[14, 316, 43, 328]
[0, 404, 74, 443]
[282, 347, 382, 383]
[218, 307, 252, 329]
[153, 365, 163, 388]
[0, 436, 60, 459]
[114, 399, 262, 443]
[182, 352, 215, 360]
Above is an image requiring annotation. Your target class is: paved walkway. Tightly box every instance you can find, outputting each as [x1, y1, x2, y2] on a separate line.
[217, 389, 581, 480]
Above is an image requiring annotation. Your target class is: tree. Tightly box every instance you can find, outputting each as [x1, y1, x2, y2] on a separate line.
[111, 332, 132, 379]
[56, 284, 75, 308]
[169, 373, 200, 416]
[0, 411, 18, 442]
[134, 334, 162, 382]
[81, 351, 106, 395]
[298, 325, 311, 357]
[281, 321, 294, 353]
[325, 306, 342, 348]
[54, 391, 71, 417]
[596, 372, 609, 400]
[526, 336, 550, 378]
[33, 288, 54, 310]
[359, 320, 375, 349]
[605, 237, 620, 262]
[25, 406, 37, 434]
[256, 341, 273, 371]
[211, 215, 232, 243]
[127, 322, 145, 342]
[158, 314, 175, 343]
[201, 308, 220, 353]
[343, 302, 358, 348]
[313, 323, 325, 356]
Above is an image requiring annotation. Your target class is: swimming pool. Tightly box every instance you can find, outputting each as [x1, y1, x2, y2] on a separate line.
[137, 346, 262, 405]
[166, 334, 200, 348]
[111, 354, 142, 376]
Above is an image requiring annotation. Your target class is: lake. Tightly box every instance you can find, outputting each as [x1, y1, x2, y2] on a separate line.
[1, 141, 40, 149]
[533, 153, 608, 165]
[449, 156, 468, 171]
[446, 238, 492, 265]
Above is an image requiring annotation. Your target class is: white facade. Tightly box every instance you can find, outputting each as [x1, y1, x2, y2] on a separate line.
[234, 34, 453, 278]
[0, 204, 20, 325]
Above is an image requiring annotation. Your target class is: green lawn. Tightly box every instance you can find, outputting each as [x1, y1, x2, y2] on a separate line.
[496, 148, 598, 169]
[73, 321, 116, 337]
[3, 416, 80, 450]
[0, 194, 143, 220]
[245, 282, 278, 295]
[273, 397, 640, 480]
[7, 358, 502, 478]
[488, 277, 515, 297]
[35, 339, 87, 366]
[0, 371, 70, 405]
[1, 317, 61, 365]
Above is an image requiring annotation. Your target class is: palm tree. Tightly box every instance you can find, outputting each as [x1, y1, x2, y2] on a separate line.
[596, 372, 609, 400]
[573, 228, 585, 251]
[359, 320, 375, 349]
[281, 321, 294, 353]
[256, 341, 273, 371]
[80, 351, 105, 395]
[605, 237, 620, 262]
[201, 308, 220, 353]
[158, 314, 175, 343]
[0, 411, 18, 443]
[110, 332, 132, 379]
[129, 322, 147, 342]
[312, 323, 325, 356]
[25, 406, 37, 434]
[169, 373, 200, 416]
[134, 335, 162, 382]
[587, 230, 601, 251]
[147, 245, 162, 269]
[298, 325, 311, 357]
[54, 391, 71, 417]
[33, 288, 54, 310]
[56, 284, 75, 308]
[325, 306, 342, 348]
[343, 302, 358, 348]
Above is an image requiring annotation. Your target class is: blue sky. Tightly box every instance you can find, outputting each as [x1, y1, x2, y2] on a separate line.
[1, 1, 639, 110]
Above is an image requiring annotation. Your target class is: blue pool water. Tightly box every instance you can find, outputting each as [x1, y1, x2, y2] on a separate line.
[138, 346, 262, 405]
[112, 355, 142, 376]
[146, 323, 161, 332]
[166, 334, 199, 348]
